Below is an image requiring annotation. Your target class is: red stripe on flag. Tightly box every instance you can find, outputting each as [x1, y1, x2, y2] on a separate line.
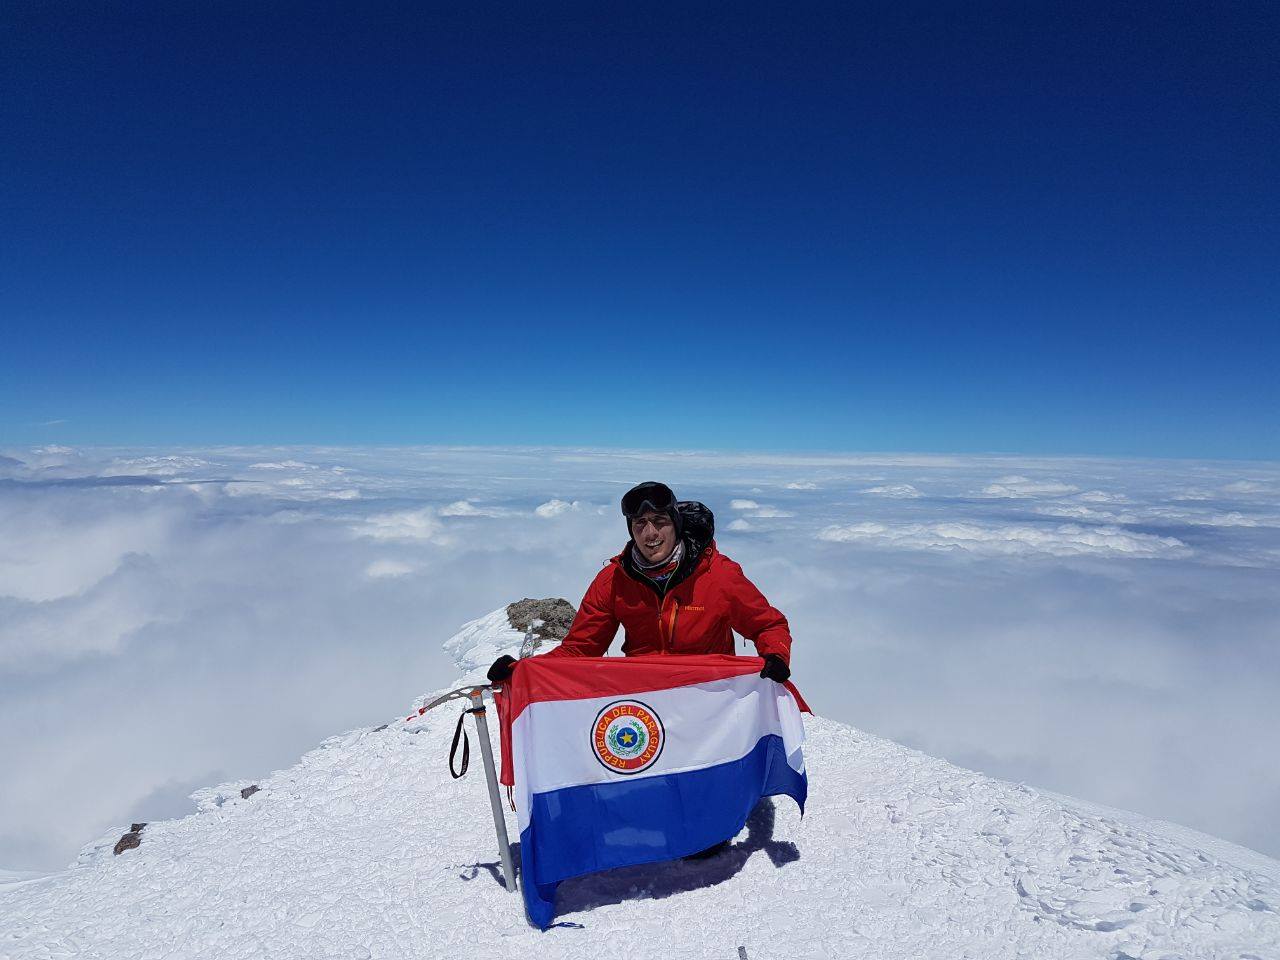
[504, 654, 760, 717]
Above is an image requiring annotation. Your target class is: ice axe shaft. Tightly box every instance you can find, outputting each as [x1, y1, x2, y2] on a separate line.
[469, 688, 517, 893]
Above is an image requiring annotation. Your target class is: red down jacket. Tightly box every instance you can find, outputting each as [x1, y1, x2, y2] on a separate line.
[544, 539, 793, 664]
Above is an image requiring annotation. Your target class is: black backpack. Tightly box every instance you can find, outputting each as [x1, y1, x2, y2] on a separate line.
[677, 500, 715, 546]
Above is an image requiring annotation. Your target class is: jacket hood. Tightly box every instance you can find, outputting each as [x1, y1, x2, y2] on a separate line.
[616, 537, 716, 595]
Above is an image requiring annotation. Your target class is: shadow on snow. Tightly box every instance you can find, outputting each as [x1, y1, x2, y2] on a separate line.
[550, 797, 800, 915]
[458, 798, 799, 921]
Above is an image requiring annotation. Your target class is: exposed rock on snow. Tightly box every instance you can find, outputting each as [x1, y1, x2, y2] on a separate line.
[505, 598, 576, 644]
[111, 823, 145, 856]
[3, 607, 1279, 959]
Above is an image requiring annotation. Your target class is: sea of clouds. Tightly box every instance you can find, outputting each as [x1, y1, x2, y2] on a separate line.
[2, 445, 1278, 869]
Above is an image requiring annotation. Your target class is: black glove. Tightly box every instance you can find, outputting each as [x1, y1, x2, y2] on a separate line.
[759, 653, 790, 683]
[487, 655, 517, 683]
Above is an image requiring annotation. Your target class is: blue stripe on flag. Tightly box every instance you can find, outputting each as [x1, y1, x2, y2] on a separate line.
[519, 733, 806, 928]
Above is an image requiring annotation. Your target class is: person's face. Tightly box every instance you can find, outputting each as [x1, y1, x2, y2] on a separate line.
[630, 510, 677, 564]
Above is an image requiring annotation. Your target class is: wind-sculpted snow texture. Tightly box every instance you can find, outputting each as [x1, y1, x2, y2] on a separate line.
[3, 611, 1278, 959]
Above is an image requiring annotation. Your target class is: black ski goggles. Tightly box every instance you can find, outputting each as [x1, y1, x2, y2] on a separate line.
[621, 482, 677, 519]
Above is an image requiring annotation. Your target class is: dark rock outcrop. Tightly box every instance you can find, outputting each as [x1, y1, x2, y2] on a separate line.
[113, 823, 146, 855]
[240, 785, 260, 799]
[506, 598, 576, 643]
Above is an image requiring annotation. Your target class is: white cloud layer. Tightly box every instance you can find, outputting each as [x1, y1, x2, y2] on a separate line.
[982, 475, 1081, 498]
[818, 520, 1188, 558]
[364, 559, 415, 579]
[356, 507, 447, 542]
[1, 445, 1279, 871]
[534, 499, 578, 518]
[861, 483, 922, 498]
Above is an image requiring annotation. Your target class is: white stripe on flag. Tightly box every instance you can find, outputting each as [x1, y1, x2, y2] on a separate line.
[511, 673, 805, 830]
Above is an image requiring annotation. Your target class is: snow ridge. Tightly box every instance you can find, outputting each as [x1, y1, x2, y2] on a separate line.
[2, 608, 1278, 959]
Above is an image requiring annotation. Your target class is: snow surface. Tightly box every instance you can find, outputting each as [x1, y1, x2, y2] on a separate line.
[3, 609, 1279, 959]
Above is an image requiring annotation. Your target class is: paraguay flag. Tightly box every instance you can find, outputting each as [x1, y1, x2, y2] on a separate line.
[496, 654, 809, 929]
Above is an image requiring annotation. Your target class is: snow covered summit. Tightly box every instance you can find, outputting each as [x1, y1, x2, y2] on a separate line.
[3, 603, 1279, 959]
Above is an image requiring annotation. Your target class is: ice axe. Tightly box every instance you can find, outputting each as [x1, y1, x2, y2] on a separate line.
[404, 621, 548, 894]
[407, 683, 517, 894]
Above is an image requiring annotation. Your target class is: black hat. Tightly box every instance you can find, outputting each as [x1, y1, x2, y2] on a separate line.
[621, 481, 683, 536]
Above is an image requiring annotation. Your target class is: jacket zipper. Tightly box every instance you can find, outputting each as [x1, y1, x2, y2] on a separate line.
[657, 590, 682, 654]
[633, 542, 700, 655]
[656, 589, 671, 654]
[655, 575, 683, 654]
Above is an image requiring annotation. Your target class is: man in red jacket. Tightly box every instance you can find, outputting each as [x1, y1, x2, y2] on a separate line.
[488, 481, 793, 684]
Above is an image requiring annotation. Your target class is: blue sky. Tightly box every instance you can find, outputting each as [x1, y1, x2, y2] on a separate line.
[2, 3, 1277, 456]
